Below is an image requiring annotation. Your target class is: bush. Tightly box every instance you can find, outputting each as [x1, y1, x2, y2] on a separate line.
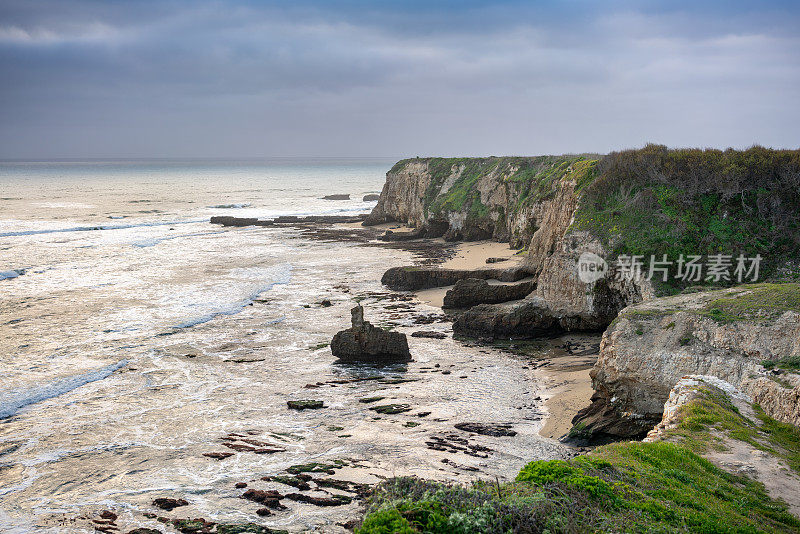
[356, 508, 414, 534]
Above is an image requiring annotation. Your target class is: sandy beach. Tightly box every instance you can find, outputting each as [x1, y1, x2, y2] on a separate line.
[415, 240, 526, 307]
[411, 239, 596, 441]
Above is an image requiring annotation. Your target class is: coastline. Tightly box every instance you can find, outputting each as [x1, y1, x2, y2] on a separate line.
[405, 237, 595, 443]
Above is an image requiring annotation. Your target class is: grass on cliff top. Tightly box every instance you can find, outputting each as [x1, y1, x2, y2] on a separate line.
[571, 144, 800, 294]
[616, 283, 800, 327]
[658, 383, 800, 476]
[699, 283, 800, 323]
[356, 439, 800, 533]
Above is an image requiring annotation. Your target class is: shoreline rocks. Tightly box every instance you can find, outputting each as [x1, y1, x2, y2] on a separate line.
[211, 214, 368, 227]
[330, 305, 411, 363]
[382, 265, 528, 291]
[443, 278, 535, 308]
[452, 296, 604, 339]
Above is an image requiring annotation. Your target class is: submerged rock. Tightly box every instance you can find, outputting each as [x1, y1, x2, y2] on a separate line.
[287, 400, 325, 410]
[284, 493, 352, 506]
[330, 305, 411, 363]
[443, 278, 535, 308]
[363, 194, 380, 201]
[410, 330, 447, 339]
[241, 489, 286, 510]
[369, 403, 412, 414]
[152, 498, 188, 511]
[322, 194, 350, 200]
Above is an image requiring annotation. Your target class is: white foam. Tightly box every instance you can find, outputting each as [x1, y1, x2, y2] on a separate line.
[0, 360, 128, 420]
[0, 269, 25, 281]
[0, 219, 204, 238]
[173, 264, 293, 329]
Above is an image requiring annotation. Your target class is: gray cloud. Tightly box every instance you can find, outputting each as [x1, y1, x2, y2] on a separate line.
[0, 0, 798, 158]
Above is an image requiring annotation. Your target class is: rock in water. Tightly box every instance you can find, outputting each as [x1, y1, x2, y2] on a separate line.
[331, 305, 411, 363]
[363, 194, 380, 201]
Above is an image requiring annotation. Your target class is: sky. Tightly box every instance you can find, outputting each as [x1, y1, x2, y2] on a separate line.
[0, 0, 798, 159]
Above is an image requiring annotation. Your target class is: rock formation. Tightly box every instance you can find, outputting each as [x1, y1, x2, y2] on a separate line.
[381, 265, 527, 291]
[330, 305, 411, 363]
[442, 278, 535, 308]
[571, 284, 800, 442]
[368, 147, 800, 340]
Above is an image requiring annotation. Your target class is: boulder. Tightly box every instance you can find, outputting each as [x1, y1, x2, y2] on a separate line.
[452, 296, 602, 339]
[363, 194, 381, 201]
[443, 278, 535, 308]
[382, 265, 528, 291]
[410, 330, 447, 339]
[331, 305, 411, 363]
[322, 194, 350, 200]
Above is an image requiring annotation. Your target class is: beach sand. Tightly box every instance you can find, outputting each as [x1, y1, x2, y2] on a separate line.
[415, 240, 525, 307]
[538, 354, 595, 439]
[412, 239, 595, 441]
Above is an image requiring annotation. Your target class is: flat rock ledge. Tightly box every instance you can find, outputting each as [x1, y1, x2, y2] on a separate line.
[443, 278, 535, 309]
[381, 265, 528, 291]
[452, 296, 605, 339]
[331, 305, 411, 363]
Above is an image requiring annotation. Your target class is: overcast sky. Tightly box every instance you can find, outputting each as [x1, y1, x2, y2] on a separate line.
[0, 0, 798, 159]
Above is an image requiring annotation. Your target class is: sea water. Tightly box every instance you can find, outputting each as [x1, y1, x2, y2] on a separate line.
[0, 160, 568, 532]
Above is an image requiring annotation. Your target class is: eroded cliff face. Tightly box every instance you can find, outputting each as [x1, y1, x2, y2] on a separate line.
[364, 156, 597, 247]
[573, 285, 800, 442]
[368, 156, 646, 334]
[365, 160, 433, 229]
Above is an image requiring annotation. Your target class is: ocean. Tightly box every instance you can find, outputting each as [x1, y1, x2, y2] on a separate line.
[0, 160, 567, 532]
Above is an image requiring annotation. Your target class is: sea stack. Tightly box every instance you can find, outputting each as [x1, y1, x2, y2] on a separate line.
[330, 305, 411, 363]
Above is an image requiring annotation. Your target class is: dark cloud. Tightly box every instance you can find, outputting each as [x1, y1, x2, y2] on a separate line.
[0, 0, 798, 158]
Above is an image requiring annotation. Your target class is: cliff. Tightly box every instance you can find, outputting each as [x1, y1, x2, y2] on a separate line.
[369, 146, 800, 339]
[364, 155, 599, 247]
[572, 283, 800, 442]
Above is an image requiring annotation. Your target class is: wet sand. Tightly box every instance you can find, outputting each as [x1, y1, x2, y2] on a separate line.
[538, 354, 595, 439]
[411, 239, 596, 441]
[415, 241, 525, 307]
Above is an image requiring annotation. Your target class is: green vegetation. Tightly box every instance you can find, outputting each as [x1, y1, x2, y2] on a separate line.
[356, 384, 800, 533]
[699, 283, 800, 323]
[762, 356, 800, 373]
[394, 155, 598, 241]
[357, 441, 799, 533]
[618, 283, 800, 325]
[658, 384, 800, 475]
[572, 145, 800, 294]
